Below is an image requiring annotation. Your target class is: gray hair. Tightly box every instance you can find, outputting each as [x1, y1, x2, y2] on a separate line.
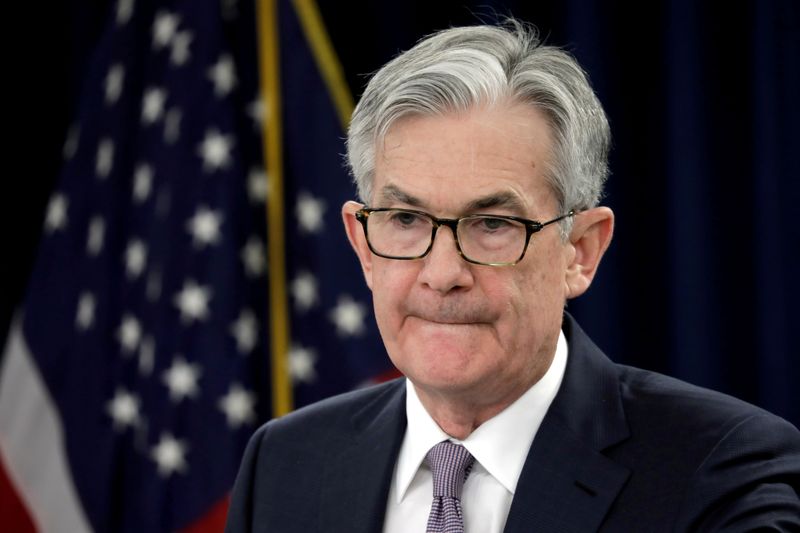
[346, 20, 610, 234]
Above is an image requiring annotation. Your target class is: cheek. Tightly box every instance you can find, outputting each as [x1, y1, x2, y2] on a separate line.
[504, 254, 567, 321]
[369, 260, 417, 330]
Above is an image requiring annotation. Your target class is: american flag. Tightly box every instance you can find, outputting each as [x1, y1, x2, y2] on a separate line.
[0, 1, 391, 531]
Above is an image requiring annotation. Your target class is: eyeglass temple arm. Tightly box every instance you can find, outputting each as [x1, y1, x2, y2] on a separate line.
[538, 209, 576, 228]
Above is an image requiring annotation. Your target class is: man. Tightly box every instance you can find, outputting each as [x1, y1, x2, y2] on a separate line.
[226, 20, 800, 532]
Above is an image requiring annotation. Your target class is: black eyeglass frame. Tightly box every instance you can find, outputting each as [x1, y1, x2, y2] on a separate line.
[355, 206, 575, 266]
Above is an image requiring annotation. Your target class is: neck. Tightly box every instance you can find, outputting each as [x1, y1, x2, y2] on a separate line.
[413, 368, 546, 440]
[414, 392, 507, 440]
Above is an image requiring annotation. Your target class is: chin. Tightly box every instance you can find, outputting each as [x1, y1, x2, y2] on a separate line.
[407, 319, 488, 354]
[394, 346, 478, 389]
[411, 371, 488, 399]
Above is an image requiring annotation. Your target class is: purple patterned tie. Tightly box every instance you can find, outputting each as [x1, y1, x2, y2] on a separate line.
[425, 441, 475, 533]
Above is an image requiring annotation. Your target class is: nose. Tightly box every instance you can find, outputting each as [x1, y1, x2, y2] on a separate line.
[417, 225, 474, 293]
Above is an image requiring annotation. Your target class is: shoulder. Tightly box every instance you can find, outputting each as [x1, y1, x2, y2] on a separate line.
[225, 379, 406, 531]
[612, 362, 800, 463]
[616, 362, 798, 441]
[564, 313, 797, 444]
[248, 378, 405, 448]
[562, 315, 799, 527]
[610, 364, 800, 529]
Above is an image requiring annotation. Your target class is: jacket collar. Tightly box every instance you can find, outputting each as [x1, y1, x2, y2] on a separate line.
[503, 313, 631, 532]
[319, 379, 407, 532]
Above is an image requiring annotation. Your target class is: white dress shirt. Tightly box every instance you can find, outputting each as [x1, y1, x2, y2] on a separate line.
[382, 330, 568, 533]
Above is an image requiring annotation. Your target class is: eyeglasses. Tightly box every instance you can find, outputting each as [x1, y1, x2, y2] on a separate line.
[355, 207, 574, 266]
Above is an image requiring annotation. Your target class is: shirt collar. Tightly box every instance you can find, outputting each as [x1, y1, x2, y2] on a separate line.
[394, 329, 568, 501]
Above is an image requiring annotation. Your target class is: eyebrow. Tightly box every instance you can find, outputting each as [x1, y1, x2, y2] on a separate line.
[377, 184, 428, 209]
[464, 192, 526, 214]
[377, 184, 527, 215]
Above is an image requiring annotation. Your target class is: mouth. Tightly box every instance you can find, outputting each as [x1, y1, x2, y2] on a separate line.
[408, 314, 488, 326]
[404, 300, 495, 328]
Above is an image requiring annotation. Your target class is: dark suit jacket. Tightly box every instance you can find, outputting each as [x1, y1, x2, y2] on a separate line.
[225, 315, 800, 532]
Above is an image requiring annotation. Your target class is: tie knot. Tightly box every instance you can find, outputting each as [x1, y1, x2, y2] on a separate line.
[425, 441, 474, 498]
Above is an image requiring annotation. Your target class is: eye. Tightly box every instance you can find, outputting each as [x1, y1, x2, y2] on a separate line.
[388, 210, 426, 227]
[477, 216, 512, 232]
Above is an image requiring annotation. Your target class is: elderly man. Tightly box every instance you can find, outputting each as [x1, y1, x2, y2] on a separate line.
[226, 20, 800, 532]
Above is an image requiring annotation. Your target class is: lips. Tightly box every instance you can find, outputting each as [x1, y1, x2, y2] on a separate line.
[412, 314, 484, 325]
[404, 302, 494, 325]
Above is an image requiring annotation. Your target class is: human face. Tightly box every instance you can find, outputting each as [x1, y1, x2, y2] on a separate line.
[346, 104, 576, 409]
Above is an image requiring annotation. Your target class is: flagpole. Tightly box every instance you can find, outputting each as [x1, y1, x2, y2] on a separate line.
[292, 0, 355, 129]
[256, 0, 293, 417]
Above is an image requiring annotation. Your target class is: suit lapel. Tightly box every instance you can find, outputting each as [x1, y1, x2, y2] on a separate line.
[504, 314, 631, 532]
[503, 415, 630, 532]
[319, 380, 407, 533]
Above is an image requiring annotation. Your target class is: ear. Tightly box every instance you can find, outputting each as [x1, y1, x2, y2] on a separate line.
[564, 207, 614, 299]
[342, 201, 375, 290]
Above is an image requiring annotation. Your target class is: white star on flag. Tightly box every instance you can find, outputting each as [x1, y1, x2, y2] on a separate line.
[141, 87, 166, 124]
[173, 280, 212, 323]
[162, 356, 202, 402]
[124, 239, 148, 279]
[197, 128, 234, 172]
[247, 167, 268, 203]
[45, 194, 68, 233]
[230, 309, 258, 354]
[87, 216, 105, 255]
[291, 271, 319, 312]
[75, 292, 96, 330]
[96, 138, 115, 178]
[246, 97, 265, 127]
[106, 388, 140, 430]
[150, 433, 188, 477]
[207, 54, 237, 97]
[296, 191, 326, 233]
[116, 0, 134, 26]
[171, 30, 193, 66]
[117, 314, 142, 354]
[240, 236, 266, 278]
[152, 11, 179, 49]
[186, 206, 223, 248]
[133, 163, 153, 202]
[329, 295, 367, 337]
[217, 384, 256, 428]
[289, 344, 317, 384]
[104, 64, 125, 105]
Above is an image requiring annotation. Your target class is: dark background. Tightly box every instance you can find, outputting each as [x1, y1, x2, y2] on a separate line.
[5, 0, 799, 427]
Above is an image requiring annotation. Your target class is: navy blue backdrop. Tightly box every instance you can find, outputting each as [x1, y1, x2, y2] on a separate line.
[5, 0, 799, 429]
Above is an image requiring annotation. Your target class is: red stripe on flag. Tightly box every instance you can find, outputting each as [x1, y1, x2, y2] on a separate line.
[0, 454, 37, 533]
[179, 495, 230, 533]
[372, 367, 403, 383]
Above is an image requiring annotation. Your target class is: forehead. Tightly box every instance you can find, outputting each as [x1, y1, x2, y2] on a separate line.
[374, 103, 556, 215]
